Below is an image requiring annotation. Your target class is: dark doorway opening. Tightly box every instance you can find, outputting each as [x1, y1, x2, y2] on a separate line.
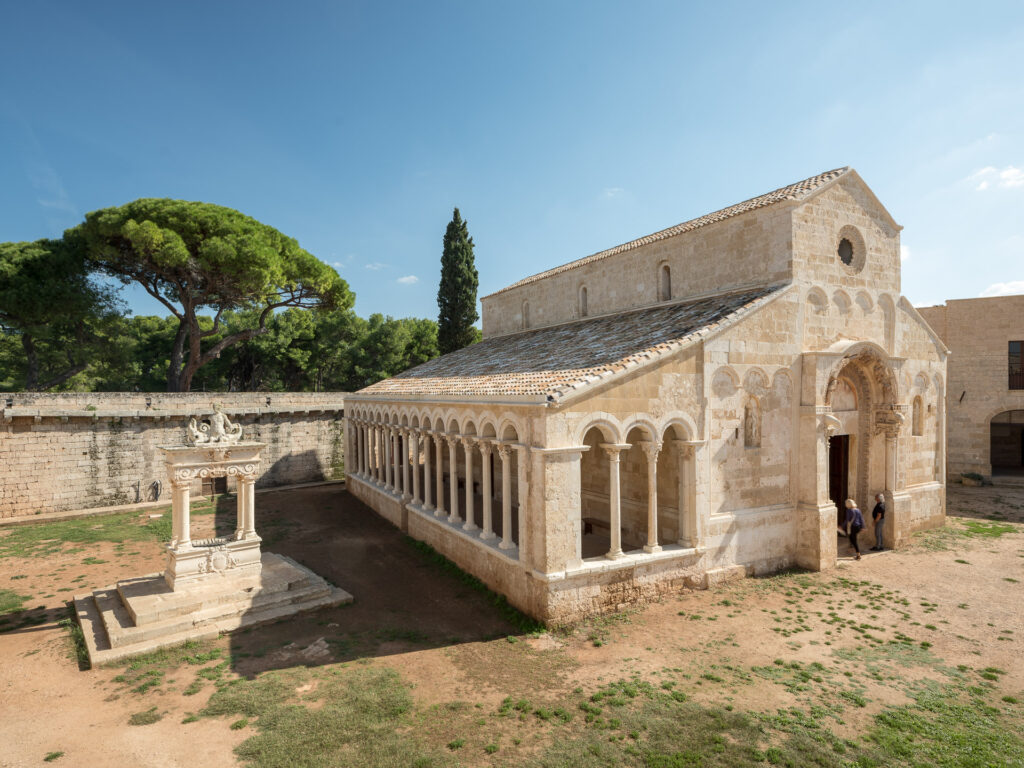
[991, 410, 1024, 476]
[829, 435, 850, 527]
[202, 476, 228, 497]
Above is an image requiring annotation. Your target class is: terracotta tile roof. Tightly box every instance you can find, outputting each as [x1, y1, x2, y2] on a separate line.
[356, 284, 785, 402]
[483, 167, 849, 298]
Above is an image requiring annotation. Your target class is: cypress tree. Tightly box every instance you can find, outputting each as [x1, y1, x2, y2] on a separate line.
[436, 207, 479, 355]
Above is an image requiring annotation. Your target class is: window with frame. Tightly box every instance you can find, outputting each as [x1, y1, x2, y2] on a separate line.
[1011, 341, 1024, 390]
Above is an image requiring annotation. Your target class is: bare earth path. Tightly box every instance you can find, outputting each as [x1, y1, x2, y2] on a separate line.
[1, 483, 1022, 767]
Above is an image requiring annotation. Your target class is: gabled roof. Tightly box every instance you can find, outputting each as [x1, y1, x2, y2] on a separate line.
[483, 167, 851, 298]
[354, 284, 786, 403]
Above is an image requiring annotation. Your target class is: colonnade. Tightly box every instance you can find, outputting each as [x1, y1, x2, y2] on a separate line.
[348, 419, 521, 552]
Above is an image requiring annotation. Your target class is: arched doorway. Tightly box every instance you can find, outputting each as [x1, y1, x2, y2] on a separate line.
[823, 347, 899, 556]
[991, 410, 1024, 476]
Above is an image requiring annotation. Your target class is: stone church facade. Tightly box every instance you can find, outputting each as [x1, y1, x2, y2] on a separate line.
[344, 167, 947, 623]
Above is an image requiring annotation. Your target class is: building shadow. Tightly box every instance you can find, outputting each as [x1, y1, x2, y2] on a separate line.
[225, 484, 523, 679]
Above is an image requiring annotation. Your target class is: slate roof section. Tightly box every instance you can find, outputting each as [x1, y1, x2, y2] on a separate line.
[484, 167, 849, 298]
[356, 284, 785, 402]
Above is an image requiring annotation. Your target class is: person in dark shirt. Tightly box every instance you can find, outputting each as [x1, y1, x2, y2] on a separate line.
[844, 499, 865, 560]
[871, 493, 886, 551]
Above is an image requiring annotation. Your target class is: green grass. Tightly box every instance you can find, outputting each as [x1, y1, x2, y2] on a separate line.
[0, 510, 170, 559]
[0, 588, 29, 616]
[128, 707, 162, 726]
[43, 751, 64, 762]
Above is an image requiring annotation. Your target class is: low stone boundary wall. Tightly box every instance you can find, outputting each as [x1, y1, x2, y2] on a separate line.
[0, 392, 347, 519]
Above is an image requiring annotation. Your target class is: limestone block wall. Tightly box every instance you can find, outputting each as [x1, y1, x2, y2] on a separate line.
[918, 296, 1024, 477]
[0, 392, 346, 519]
[480, 204, 793, 338]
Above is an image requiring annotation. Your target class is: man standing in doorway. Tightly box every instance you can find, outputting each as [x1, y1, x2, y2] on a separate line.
[870, 493, 886, 551]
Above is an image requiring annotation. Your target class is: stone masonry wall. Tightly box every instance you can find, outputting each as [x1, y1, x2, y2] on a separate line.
[918, 296, 1024, 477]
[0, 392, 346, 519]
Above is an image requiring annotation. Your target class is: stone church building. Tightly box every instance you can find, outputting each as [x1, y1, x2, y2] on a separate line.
[344, 167, 947, 623]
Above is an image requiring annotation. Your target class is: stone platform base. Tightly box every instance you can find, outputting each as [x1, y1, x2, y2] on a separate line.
[74, 552, 352, 667]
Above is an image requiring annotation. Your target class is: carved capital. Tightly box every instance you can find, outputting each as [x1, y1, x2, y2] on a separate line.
[497, 444, 513, 461]
[639, 440, 662, 462]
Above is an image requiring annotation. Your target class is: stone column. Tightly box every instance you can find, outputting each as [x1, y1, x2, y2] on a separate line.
[360, 423, 367, 476]
[242, 475, 257, 538]
[411, 431, 421, 505]
[434, 434, 446, 517]
[462, 437, 477, 531]
[374, 426, 382, 484]
[641, 440, 662, 553]
[479, 441, 494, 539]
[385, 427, 393, 489]
[235, 476, 246, 539]
[401, 429, 411, 501]
[601, 444, 630, 559]
[676, 442, 696, 547]
[516, 444, 530, 563]
[171, 477, 192, 550]
[447, 436, 461, 523]
[498, 444, 514, 549]
[423, 431, 434, 511]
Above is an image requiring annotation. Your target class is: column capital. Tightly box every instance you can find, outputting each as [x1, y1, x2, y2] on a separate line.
[461, 435, 477, 449]
[477, 439, 493, 457]
[445, 434, 461, 449]
[639, 440, 662, 461]
[497, 443, 513, 460]
[599, 442, 631, 459]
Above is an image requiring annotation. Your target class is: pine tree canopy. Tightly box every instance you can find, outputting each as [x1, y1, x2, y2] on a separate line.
[436, 207, 479, 355]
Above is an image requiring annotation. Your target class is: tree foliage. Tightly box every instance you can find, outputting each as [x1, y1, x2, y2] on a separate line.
[436, 207, 479, 355]
[0, 239, 123, 390]
[71, 198, 353, 391]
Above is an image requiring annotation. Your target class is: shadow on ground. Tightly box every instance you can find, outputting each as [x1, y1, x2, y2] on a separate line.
[226, 484, 522, 678]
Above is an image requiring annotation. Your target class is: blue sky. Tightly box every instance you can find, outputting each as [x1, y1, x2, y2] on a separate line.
[2, 1, 1022, 320]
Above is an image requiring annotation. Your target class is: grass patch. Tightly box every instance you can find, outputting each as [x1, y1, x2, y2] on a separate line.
[128, 707, 162, 726]
[404, 537, 543, 634]
[0, 510, 170, 559]
[43, 752, 64, 762]
[0, 588, 29, 616]
[205, 666, 439, 767]
[58, 605, 89, 669]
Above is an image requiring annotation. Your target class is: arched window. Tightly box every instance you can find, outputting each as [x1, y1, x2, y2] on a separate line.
[522, 301, 530, 329]
[744, 398, 761, 448]
[912, 396, 923, 436]
[659, 264, 672, 302]
[579, 286, 588, 317]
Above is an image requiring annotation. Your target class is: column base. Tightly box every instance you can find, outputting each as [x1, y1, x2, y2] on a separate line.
[498, 540, 515, 550]
[643, 544, 663, 554]
[480, 530, 496, 541]
[164, 536, 262, 591]
[605, 549, 625, 560]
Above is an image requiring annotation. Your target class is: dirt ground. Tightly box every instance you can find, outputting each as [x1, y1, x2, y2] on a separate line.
[0, 482, 1021, 767]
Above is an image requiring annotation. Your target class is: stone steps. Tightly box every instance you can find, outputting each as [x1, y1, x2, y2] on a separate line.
[74, 552, 353, 666]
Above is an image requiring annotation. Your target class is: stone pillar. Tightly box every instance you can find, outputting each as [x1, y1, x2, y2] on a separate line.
[234, 477, 246, 539]
[393, 430, 401, 493]
[676, 442, 696, 547]
[479, 441, 494, 539]
[242, 475, 257, 538]
[601, 443, 630, 559]
[516, 444, 530, 564]
[447, 436, 460, 523]
[423, 431, 434, 511]
[462, 437, 477, 531]
[641, 440, 662, 553]
[171, 478, 192, 550]
[434, 434, 446, 517]
[498, 444, 514, 549]
[374, 426, 382, 483]
[384, 427, 393, 489]
[411, 431, 421, 505]
[884, 430, 899, 549]
[401, 429, 411, 501]
[360, 423, 367, 476]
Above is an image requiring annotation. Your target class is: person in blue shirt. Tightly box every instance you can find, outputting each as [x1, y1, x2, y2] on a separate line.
[844, 499, 865, 561]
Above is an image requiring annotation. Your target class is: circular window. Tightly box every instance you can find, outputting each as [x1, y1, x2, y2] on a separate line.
[837, 238, 853, 265]
[835, 225, 866, 273]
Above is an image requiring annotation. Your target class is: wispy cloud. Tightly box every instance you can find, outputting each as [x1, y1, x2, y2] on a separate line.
[969, 165, 1024, 191]
[396, 275, 419, 285]
[603, 187, 625, 199]
[364, 262, 388, 271]
[980, 280, 1024, 297]
[900, 245, 911, 262]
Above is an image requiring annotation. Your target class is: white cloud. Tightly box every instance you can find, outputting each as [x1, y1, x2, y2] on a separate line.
[969, 165, 1024, 191]
[900, 245, 911, 262]
[332, 261, 343, 268]
[603, 187, 625, 199]
[396, 275, 419, 285]
[364, 262, 388, 271]
[980, 280, 1024, 297]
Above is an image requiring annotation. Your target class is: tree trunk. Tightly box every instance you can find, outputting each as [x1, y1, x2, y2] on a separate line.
[22, 333, 39, 391]
[167, 319, 189, 392]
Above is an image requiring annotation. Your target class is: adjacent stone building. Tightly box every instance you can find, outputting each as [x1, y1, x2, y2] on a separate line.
[918, 295, 1024, 479]
[345, 167, 947, 623]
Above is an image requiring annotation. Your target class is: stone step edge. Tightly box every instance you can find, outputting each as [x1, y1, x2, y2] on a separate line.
[75, 586, 353, 667]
